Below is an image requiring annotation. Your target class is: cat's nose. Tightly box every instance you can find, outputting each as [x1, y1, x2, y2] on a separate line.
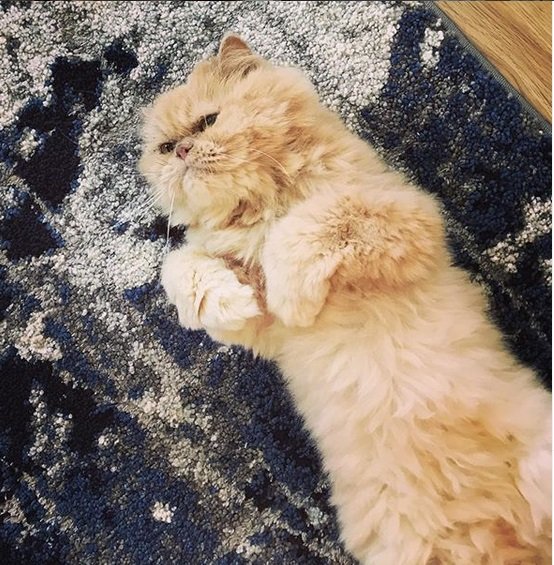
[176, 141, 193, 160]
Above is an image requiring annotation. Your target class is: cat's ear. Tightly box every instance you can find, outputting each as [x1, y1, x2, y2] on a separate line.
[218, 33, 252, 58]
[217, 33, 260, 79]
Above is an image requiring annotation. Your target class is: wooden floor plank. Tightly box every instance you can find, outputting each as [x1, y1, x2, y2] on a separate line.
[436, 1, 552, 123]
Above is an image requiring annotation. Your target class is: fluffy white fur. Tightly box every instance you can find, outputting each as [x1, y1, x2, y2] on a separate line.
[141, 35, 552, 564]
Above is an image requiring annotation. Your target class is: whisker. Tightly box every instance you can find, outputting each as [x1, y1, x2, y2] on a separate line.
[140, 189, 165, 208]
[116, 190, 164, 225]
[129, 199, 165, 224]
[130, 191, 162, 211]
[129, 203, 163, 225]
[121, 192, 163, 220]
[248, 147, 292, 181]
[56, 130, 80, 147]
[164, 188, 176, 256]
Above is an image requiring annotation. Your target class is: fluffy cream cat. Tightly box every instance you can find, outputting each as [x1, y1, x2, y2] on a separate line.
[139, 35, 552, 564]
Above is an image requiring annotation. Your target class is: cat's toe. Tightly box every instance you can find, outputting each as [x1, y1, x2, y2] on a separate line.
[161, 248, 261, 331]
[200, 270, 261, 331]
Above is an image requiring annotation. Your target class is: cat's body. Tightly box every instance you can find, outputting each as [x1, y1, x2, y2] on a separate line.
[140, 35, 552, 564]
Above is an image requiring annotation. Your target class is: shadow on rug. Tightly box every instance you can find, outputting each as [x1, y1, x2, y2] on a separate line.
[0, 1, 550, 563]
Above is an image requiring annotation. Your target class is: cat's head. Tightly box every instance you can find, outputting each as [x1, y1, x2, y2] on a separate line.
[139, 34, 322, 229]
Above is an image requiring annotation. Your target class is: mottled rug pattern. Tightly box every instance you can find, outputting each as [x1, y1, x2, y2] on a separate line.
[0, 1, 551, 564]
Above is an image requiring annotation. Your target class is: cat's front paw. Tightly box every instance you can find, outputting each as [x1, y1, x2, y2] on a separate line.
[260, 196, 346, 328]
[262, 231, 337, 328]
[161, 248, 261, 331]
[195, 267, 261, 331]
[264, 271, 329, 328]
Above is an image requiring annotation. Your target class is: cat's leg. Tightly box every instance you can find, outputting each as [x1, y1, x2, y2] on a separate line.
[162, 246, 280, 356]
[262, 184, 447, 327]
[161, 245, 261, 332]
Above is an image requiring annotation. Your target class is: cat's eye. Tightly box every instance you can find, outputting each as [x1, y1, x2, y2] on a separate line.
[205, 113, 218, 127]
[197, 112, 219, 133]
[159, 141, 176, 154]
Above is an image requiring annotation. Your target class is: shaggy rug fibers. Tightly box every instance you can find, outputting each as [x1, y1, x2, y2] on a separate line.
[0, 1, 551, 563]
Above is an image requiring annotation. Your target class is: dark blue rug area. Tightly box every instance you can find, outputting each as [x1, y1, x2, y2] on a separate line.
[0, 2, 551, 563]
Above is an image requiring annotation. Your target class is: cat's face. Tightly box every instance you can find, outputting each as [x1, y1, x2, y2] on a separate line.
[139, 34, 319, 229]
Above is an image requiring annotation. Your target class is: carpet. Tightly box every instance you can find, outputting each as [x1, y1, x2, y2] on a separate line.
[0, 1, 551, 563]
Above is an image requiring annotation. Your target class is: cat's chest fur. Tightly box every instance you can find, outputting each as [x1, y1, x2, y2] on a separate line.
[186, 221, 270, 265]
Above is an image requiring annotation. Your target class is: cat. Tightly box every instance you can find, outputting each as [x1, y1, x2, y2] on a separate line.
[139, 34, 552, 564]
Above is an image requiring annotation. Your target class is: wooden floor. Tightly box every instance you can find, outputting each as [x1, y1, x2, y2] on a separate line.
[436, 1, 552, 123]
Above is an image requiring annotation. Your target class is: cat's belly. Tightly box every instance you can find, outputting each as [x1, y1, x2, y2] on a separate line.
[279, 298, 550, 564]
[273, 282, 551, 564]
[275, 283, 537, 461]
[275, 265, 519, 432]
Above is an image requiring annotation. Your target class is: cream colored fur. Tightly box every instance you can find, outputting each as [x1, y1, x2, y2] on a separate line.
[140, 34, 552, 564]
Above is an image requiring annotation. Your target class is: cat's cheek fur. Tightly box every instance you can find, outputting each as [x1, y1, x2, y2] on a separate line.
[161, 247, 261, 331]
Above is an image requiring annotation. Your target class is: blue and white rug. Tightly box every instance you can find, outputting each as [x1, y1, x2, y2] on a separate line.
[0, 1, 551, 563]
